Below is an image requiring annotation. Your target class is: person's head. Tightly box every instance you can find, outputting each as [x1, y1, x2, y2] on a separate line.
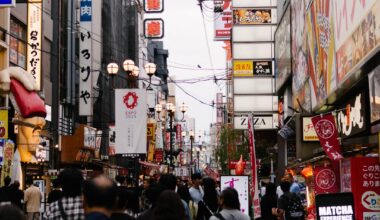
[115, 175, 126, 186]
[153, 190, 186, 220]
[4, 176, 11, 186]
[280, 180, 291, 193]
[25, 178, 33, 187]
[58, 167, 83, 197]
[12, 180, 20, 189]
[191, 173, 202, 187]
[51, 179, 60, 189]
[143, 178, 154, 189]
[203, 177, 218, 212]
[265, 182, 276, 196]
[0, 204, 26, 220]
[177, 185, 191, 204]
[284, 173, 294, 183]
[158, 173, 177, 191]
[145, 183, 165, 208]
[220, 187, 240, 210]
[83, 175, 118, 215]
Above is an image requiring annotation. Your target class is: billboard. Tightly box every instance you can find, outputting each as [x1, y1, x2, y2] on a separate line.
[115, 89, 147, 154]
[214, 0, 232, 40]
[274, 5, 291, 92]
[233, 9, 276, 24]
[291, 0, 311, 112]
[220, 176, 249, 215]
[233, 60, 273, 77]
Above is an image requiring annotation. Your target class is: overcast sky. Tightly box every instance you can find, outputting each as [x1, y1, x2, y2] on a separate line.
[159, 0, 226, 135]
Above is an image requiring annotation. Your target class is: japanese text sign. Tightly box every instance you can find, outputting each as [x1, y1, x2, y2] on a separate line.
[214, 0, 232, 40]
[144, 19, 164, 39]
[27, 0, 42, 91]
[311, 114, 343, 161]
[144, 0, 164, 13]
[79, 0, 93, 115]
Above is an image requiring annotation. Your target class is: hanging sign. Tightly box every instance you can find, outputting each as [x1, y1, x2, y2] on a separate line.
[302, 117, 318, 141]
[1, 140, 14, 186]
[248, 114, 261, 218]
[144, 19, 164, 39]
[155, 149, 163, 163]
[314, 165, 340, 195]
[143, 0, 164, 13]
[108, 125, 116, 156]
[316, 193, 355, 220]
[84, 126, 96, 149]
[311, 114, 343, 161]
[27, 0, 43, 91]
[79, 0, 93, 115]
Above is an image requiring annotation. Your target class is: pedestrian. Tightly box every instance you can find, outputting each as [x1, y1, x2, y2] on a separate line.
[209, 187, 250, 220]
[139, 178, 154, 211]
[196, 177, 218, 220]
[47, 179, 62, 204]
[10, 180, 24, 210]
[260, 182, 278, 220]
[136, 183, 164, 220]
[0, 176, 13, 204]
[153, 190, 186, 220]
[111, 186, 135, 220]
[44, 167, 85, 220]
[189, 173, 204, 204]
[24, 178, 42, 220]
[83, 175, 118, 220]
[178, 185, 197, 220]
[0, 203, 26, 220]
[277, 180, 304, 220]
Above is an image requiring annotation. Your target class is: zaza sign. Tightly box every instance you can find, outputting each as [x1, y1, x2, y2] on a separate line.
[234, 114, 278, 130]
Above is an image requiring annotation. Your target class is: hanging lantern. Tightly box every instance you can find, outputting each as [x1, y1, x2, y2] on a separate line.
[235, 155, 246, 175]
[301, 165, 313, 178]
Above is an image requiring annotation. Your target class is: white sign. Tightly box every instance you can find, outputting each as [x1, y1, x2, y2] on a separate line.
[234, 114, 278, 130]
[79, 0, 93, 115]
[115, 89, 147, 154]
[220, 176, 249, 215]
[27, 1, 42, 91]
[108, 125, 116, 155]
[214, 0, 232, 40]
[84, 126, 96, 149]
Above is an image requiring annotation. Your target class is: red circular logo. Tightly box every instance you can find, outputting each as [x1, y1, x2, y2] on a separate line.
[316, 168, 336, 190]
[123, 92, 138, 109]
[314, 119, 334, 139]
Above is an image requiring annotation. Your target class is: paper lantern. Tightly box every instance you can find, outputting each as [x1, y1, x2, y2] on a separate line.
[301, 165, 313, 178]
[235, 155, 245, 175]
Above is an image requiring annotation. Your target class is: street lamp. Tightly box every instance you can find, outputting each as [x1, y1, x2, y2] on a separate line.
[189, 130, 194, 174]
[144, 63, 157, 89]
[107, 59, 139, 88]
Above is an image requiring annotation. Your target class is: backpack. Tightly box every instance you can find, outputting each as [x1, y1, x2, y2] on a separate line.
[283, 193, 304, 219]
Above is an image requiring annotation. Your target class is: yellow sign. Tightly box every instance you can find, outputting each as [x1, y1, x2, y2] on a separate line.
[147, 123, 155, 139]
[233, 60, 253, 77]
[0, 110, 8, 139]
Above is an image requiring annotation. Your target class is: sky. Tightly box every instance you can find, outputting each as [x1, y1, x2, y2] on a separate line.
[159, 0, 226, 135]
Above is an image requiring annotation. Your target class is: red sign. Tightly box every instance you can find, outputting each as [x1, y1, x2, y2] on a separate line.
[144, 19, 164, 39]
[155, 150, 163, 163]
[176, 124, 182, 149]
[248, 114, 261, 218]
[349, 157, 380, 220]
[311, 114, 343, 161]
[314, 165, 339, 195]
[144, 0, 163, 13]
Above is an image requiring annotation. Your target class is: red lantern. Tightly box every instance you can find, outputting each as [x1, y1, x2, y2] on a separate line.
[235, 155, 246, 175]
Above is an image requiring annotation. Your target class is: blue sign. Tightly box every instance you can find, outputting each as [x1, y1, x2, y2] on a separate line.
[0, 0, 15, 7]
[80, 0, 92, 22]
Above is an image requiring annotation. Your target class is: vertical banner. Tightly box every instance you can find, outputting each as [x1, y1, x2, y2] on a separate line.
[84, 126, 96, 149]
[79, 0, 93, 115]
[216, 93, 223, 124]
[108, 125, 116, 156]
[155, 122, 163, 149]
[115, 89, 147, 154]
[214, 0, 232, 40]
[248, 113, 261, 218]
[1, 140, 14, 186]
[0, 110, 8, 139]
[94, 130, 102, 159]
[27, 0, 42, 91]
[311, 114, 343, 161]
[147, 123, 155, 161]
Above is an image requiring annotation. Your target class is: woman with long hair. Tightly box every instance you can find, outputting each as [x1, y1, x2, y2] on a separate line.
[196, 177, 219, 220]
[260, 182, 278, 220]
[153, 190, 186, 220]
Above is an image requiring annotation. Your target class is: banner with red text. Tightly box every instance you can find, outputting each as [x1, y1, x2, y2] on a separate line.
[248, 113, 261, 218]
[311, 114, 343, 161]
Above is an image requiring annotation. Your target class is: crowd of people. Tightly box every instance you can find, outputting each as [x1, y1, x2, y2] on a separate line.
[0, 169, 250, 220]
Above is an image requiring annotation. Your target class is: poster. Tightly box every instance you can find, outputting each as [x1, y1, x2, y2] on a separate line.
[233, 9, 275, 24]
[115, 89, 147, 154]
[220, 176, 249, 215]
[214, 0, 232, 40]
[275, 5, 291, 92]
[316, 193, 355, 220]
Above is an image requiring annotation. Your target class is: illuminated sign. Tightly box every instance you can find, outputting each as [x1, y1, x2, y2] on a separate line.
[316, 193, 355, 220]
[144, 19, 164, 39]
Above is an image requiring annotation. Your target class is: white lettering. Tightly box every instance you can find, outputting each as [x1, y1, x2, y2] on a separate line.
[320, 207, 328, 216]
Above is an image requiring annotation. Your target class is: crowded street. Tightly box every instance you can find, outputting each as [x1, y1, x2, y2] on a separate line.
[0, 0, 379, 219]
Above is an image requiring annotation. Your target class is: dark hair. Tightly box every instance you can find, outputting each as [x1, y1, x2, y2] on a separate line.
[58, 167, 84, 197]
[4, 176, 11, 186]
[280, 180, 291, 193]
[177, 185, 191, 204]
[145, 183, 165, 207]
[115, 175, 126, 185]
[191, 173, 202, 181]
[52, 179, 60, 188]
[12, 180, 20, 189]
[202, 177, 218, 212]
[115, 186, 129, 210]
[153, 190, 186, 220]
[221, 187, 240, 210]
[265, 182, 277, 197]
[83, 175, 118, 210]
[158, 174, 177, 191]
[0, 204, 26, 220]
[26, 178, 33, 186]
[125, 189, 140, 214]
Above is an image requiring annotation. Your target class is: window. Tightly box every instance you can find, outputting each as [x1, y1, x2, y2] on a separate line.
[9, 17, 27, 69]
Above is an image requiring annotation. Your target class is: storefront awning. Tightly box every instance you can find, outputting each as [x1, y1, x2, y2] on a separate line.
[139, 160, 160, 169]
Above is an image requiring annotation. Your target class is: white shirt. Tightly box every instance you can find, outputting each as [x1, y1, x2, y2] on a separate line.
[209, 209, 250, 220]
[189, 186, 204, 204]
[276, 185, 283, 197]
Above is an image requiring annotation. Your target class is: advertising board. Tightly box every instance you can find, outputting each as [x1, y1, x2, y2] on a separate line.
[220, 176, 249, 215]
